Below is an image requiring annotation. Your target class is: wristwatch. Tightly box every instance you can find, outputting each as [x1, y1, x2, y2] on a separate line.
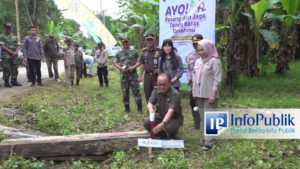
[163, 121, 167, 126]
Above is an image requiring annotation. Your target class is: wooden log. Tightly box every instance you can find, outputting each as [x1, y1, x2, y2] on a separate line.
[0, 131, 149, 158]
[39, 155, 108, 161]
[0, 125, 38, 138]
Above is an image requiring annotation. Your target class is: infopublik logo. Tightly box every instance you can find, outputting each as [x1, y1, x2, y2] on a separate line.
[205, 112, 228, 136]
[205, 111, 297, 137]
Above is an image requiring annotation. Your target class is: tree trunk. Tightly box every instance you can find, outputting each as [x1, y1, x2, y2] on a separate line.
[296, 24, 300, 60]
[28, 0, 37, 26]
[291, 25, 298, 62]
[15, 0, 21, 43]
[239, 14, 259, 77]
[275, 25, 298, 75]
[225, 25, 239, 93]
[225, 12, 259, 92]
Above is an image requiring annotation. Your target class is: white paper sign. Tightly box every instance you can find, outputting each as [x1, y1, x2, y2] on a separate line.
[138, 139, 184, 148]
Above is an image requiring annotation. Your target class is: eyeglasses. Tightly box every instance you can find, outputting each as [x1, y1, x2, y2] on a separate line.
[157, 83, 168, 87]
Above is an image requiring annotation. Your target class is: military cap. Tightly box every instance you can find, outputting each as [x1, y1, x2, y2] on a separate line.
[145, 33, 155, 40]
[121, 36, 129, 42]
[3, 22, 12, 28]
[65, 37, 72, 41]
[192, 34, 203, 43]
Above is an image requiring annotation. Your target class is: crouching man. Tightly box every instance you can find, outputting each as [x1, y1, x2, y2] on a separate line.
[143, 73, 184, 139]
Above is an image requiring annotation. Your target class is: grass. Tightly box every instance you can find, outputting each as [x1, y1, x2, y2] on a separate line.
[0, 157, 47, 169]
[220, 61, 300, 108]
[2, 65, 146, 135]
[0, 61, 300, 168]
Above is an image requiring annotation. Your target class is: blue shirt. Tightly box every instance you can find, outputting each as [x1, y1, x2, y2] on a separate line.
[83, 55, 94, 64]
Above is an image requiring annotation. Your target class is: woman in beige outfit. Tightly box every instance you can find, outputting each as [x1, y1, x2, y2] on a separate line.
[192, 39, 222, 151]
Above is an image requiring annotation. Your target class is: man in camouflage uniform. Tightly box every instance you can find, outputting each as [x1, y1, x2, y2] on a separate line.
[113, 36, 143, 113]
[139, 33, 161, 103]
[63, 38, 75, 87]
[144, 73, 184, 139]
[186, 34, 203, 130]
[0, 43, 2, 75]
[0, 22, 22, 87]
[74, 43, 83, 86]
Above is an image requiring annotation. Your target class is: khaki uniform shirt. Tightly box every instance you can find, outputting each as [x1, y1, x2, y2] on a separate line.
[0, 33, 17, 59]
[192, 57, 222, 98]
[140, 47, 161, 73]
[63, 46, 75, 66]
[186, 51, 200, 83]
[149, 86, 183, 123]
[95, 48, 107, 67]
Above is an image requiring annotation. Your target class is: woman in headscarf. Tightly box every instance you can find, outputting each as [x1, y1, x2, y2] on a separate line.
[192, 39, 222, 151]
[158, 39, 184, 91]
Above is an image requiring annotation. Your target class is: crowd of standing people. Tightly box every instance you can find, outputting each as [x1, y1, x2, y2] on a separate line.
[0, 22, 107, 88]
[0, 22, 222, 151]
[114, 33, 222, 151]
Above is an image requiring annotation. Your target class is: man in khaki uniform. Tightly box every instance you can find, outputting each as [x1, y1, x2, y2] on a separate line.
[63, 38, 75, 86]
[95, 42, 109, 87]
[186, 34, 203, 129]
[144, 73, 184, 139]
[139, 33, 161, 103]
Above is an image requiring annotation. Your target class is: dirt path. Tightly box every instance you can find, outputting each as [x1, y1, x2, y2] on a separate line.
[0, 61, 65, 138]
[0, 61, 65, 104]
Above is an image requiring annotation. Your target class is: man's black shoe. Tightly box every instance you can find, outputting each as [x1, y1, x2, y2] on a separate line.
[137, 102, 143, 114]
[37, 83, 44, 86]
[4, 80, 12, 88]
[125, 105, 130, 113]
[12, 79, 22, 86]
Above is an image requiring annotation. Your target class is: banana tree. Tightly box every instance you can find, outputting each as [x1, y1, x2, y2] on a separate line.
[113, 0, 159, 50]
[47, 21, 61, 40]
[217, 0, 250, 92]
[240, 0, 281, 76]
[272, 0, 299, 75]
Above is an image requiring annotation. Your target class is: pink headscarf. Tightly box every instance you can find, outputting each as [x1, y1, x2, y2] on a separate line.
[195, 40, 219, 84]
